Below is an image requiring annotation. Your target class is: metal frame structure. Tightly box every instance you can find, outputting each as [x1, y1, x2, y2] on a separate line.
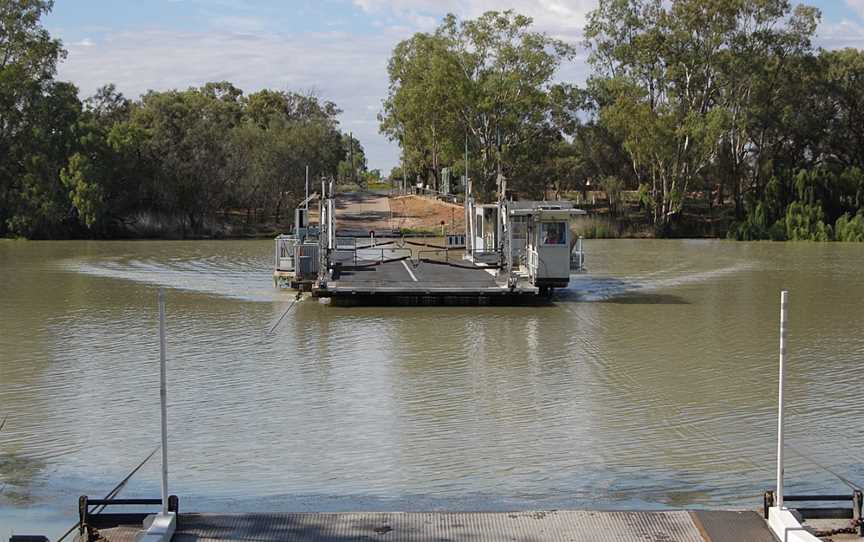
[463, 188, 587, 293]
[274, 171, 588, 302]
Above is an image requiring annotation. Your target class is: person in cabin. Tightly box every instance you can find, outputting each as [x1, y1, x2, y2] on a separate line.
[544, 223, 565, 244]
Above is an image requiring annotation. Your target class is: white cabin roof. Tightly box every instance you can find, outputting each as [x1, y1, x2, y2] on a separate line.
[507, 201, 586, 220]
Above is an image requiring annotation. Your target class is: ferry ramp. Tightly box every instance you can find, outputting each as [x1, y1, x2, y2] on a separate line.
[316, 256, 540, 306]
[80, 510, 780, 542]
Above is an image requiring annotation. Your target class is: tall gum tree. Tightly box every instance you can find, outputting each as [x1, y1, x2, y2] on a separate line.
[381, 11, 573, 200]
[584, 0, 819, 230]
[0, 0, 73, 237]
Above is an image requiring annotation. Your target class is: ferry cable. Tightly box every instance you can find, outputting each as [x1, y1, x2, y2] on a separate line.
[786, 442, 863, 491]
[56, 445, 160, 542]
[343, 255, 412, 270]
[784, 406, 864, 490]
[267, 292, 302, 335]
[355, 240, 398, 250]
[419, 258, 500, 271]
[403, 240, 447, 250]
[0, 416, 5, 495]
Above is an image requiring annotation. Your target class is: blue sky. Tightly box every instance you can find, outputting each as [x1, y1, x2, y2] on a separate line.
[46, 0, 864, 173]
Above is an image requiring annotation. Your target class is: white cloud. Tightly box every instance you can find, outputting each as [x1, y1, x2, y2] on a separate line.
[58, 1, 854, 173]
[57, 27, 410, 171]
[846, 0, 864, 19]
[815, 19, 864, 49]
[354, 0, 593, 42]
[55, 2, 596, 173]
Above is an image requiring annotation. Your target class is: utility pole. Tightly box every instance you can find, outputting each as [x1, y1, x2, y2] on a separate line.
[401, 131, 408, 195]
[465, 131, 469, 190]
[349, 131, 355, 187]
[496, 125, 502, 192]
[305, 165, 309, 209]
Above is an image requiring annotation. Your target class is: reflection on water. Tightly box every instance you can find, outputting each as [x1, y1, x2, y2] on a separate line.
[1, 239, 863, 536]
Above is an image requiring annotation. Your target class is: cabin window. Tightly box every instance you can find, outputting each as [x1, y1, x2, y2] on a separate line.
[541, 222, 566, 245]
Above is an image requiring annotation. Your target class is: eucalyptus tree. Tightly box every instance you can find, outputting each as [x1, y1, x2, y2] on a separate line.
[60, 85, 146, 234]
[584, 0, 819, 230]
[714, 2, 820, 216]
[380, 31, 462, 191]
[128, 84, 245, 234]
[381, 11, 573, 199]
[337, 132, 367, 185]
[0, 0, 78, 237]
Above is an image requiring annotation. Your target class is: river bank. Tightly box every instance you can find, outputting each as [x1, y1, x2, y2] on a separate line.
[5, 189, 862, 242]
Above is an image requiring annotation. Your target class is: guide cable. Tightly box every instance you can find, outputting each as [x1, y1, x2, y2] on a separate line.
[56, 446, 160, 542]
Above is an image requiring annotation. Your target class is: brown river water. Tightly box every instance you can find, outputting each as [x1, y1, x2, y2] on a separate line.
[1, 239, 863, 536]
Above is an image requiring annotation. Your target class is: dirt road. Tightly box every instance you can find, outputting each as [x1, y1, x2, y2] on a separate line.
[333, 192, 465, 235]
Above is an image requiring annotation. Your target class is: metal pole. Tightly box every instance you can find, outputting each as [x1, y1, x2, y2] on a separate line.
[305, 165, 309, 210]
[465, 131, 468, 184]
[776, 290, 789, 508]
[349, 132, 355, 186]
[158, 288, 169, 515]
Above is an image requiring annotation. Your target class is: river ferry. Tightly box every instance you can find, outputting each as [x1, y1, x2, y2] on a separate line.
[272, 178, 587, 305]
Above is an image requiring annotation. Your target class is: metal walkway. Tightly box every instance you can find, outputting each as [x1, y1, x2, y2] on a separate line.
[316, 258, 541, 306]
[81, 510, 779, 542]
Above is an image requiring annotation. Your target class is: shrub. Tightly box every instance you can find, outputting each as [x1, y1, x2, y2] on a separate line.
[571, 216, 622, 239]
[835, 211, 864, 242]
[785, 202, 832, 241]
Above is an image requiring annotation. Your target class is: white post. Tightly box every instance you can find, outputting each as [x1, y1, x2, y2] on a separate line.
[777, 290, 789, 508]
[305, 165, 309, 210]
[158, 288, 169, 514]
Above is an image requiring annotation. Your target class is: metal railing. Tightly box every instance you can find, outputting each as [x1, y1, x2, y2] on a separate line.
[335, 237, 357, 250]
[333, 247, 412, 267]
[763, 490, 863, 536]
[275, 235, 299, 271]
[570, 236, 585, 272]
[417, 249, 449, 262]
[79, 495, 179, 537]
[467, 249, 500, 266]
[527, 248, 539, 280]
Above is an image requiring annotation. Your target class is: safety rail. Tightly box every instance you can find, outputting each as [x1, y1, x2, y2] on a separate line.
[763, 490, 863, 536]
[468, 249, 500, 265]
[417, 249, 449, 262]
[335, 237, 357, 250]
[527, 248, 539, 280]
[79, 495, 179, 537]
[275, 235, 299, 272]
[570, 236, 585, 272]
[333, 247, 412, 268]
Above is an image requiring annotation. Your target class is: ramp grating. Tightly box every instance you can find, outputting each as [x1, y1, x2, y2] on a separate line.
[87, 510, 712, 542]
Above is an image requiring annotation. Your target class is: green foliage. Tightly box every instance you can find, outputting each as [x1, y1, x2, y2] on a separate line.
[571, 216, 622, 239]
[601, 176, 624, 217]
[729, 202, 786, 241]
[61, 153, 104, 229]
[835, 211, 864, 242]
[785, 202, 832, 241]
[635, 184, 654, 215]
[4, 2, 864, 241]
[0, 1, 357, 238]
[0, 0, 73, 237]
[388, 165, 403, 182]
[338, 133, 367, 185]
[585, 0, 818, 229]
[381, 10, 574, 199]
